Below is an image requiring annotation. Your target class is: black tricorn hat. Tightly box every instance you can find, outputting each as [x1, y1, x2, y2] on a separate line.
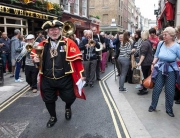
[41, 20, 64, 30]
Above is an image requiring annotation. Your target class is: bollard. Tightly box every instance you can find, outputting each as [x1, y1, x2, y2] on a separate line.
[0, 57, 4, 86]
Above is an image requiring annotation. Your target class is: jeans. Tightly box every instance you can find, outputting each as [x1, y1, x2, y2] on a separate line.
[118, 57, 130, 89]
[1, 53, 12, 73]
[15, 61, 22, 80]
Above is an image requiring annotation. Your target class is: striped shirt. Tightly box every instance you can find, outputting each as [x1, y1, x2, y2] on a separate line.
[134, 38, 143, 57]
[119, 42, 132, 58]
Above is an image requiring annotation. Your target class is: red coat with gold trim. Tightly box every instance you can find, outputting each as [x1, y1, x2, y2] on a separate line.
[32, 38, 86, 100]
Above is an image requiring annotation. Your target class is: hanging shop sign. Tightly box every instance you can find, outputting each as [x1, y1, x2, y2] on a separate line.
[0, 5, 57, 20]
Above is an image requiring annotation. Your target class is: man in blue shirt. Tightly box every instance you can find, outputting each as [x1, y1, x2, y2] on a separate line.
[0, 32, 12, 74]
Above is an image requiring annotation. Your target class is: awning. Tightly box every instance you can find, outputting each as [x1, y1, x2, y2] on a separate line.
[165, 1, 174, 20]
[158, 19, 162, 29]
[158, 1, 174, 21]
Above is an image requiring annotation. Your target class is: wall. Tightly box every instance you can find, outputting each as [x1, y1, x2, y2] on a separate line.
[89, 0, 123, 27]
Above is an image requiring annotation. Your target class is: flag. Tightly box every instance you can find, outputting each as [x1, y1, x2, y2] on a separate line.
[68, 0, 75, 3]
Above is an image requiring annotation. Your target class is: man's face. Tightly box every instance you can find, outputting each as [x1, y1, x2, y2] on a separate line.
[150, 33, 155, 38]
[27, 38, 34, 43]
[2, 32, 7, 39]
[92, 28, 97, 35]
[39, 32, 42, 37]
[48, 27, 61, 40]
[86, 33, 92, 40]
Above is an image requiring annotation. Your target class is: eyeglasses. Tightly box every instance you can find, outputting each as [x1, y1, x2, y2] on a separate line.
[163, 33, 170, 37]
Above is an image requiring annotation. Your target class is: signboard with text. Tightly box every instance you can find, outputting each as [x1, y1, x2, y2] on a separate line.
[0, 5, 57, 20]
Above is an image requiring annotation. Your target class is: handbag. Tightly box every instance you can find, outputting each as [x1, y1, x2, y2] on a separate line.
[132, 68, 141, 84]
[143, 74, 154, 89]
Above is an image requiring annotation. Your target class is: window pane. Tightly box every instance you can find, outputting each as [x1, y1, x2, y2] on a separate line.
[0, 17, 4, 24]
[6, 18, 21, 24]
[23, 21, 26, 25]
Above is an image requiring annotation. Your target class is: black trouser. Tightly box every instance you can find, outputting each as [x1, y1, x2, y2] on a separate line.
[141, 65, 151, 90]
[21, 56, 26, 71]
[41, 75, 76, 103]
[42, 75, 76, 118]
[25, 65, 39, 89]
[1, 53, 12, 73]
[96, 59, 100, 79]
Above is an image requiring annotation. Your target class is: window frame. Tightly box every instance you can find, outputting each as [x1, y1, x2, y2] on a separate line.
[74, 0, 79, 15]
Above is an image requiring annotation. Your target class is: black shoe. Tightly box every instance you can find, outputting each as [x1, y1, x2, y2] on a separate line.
[148, 106, 155, 112]
[84, 83, 88, 87]
[46, 117, 57, 128]
[175, 100, 180, 104]
[138, 90, 148, 95]
[166, 111, 174, 117]
[10, 75, 14, 78]
[90, 84, 94, 87]
[65, 109, 72, 120]
[97, 78, 101, 81]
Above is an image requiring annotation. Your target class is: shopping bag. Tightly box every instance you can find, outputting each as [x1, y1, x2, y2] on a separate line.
[143, 74, 154, 89]
[131, 54, 136, 70]
[132, 68, 141, 84]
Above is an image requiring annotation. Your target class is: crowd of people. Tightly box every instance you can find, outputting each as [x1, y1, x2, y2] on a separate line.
[0, 24, 180, 119]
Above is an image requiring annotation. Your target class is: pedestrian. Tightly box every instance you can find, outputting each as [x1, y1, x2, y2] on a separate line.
[0, 32, 12, 75]
[149, 27, 180, 117]
[113, 34, 123, 76]
[20, 34, 39, 93]
[33, 20, 86, 127]
[100, 32, 108, 73]
[36, 31, 43, 43]
[91, 26, 105, 81]
[136, 30, 153, 95]
[116, 31, 132, 92]
[149, 28, 159, 55]
[11, 29, 23, 82]
[79, 30, 100, 87]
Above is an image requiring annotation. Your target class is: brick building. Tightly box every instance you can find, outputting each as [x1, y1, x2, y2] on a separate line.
[123, 0, 128, 30]
[89, 0, 124, 34]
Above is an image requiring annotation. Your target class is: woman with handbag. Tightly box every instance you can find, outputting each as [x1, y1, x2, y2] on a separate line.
[149, 27, 180, 117]
[136, 30, 153, 95]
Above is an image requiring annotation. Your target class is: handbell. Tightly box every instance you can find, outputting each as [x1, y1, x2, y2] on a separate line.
[34, 46, 44, 74]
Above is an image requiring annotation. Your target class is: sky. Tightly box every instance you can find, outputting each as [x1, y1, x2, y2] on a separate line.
[135, 0, 159, 20]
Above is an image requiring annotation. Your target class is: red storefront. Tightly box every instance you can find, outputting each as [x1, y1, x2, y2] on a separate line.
[158, 0, 175, 31]
[61, 12, 91, 39]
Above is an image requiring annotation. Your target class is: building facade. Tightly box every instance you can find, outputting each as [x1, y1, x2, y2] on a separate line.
[89, 0, 124, 34]
[156, 0, 176, 31]
[60, 0, 91, 39]
[0, 0, 59, 37]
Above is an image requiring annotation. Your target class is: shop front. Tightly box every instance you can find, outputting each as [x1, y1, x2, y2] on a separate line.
[61, 12, 91, 39]
[0, 3, 58, 38]
[100, 26, 124, 35]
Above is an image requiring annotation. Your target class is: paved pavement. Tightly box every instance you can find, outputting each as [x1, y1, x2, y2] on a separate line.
[0, 64, 180, 138]
[0, 71, 28, 105]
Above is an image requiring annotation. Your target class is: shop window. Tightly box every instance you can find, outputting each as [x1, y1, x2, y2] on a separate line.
[0, 17, 4, 24]
[0, 27, 4, 34]
[82, 0, 87, 17]
[74, 0, 79, 15]
[6, 18, 21, 25]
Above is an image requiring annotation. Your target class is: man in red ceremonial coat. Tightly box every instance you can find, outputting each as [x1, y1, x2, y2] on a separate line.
[33, 20, 86, 128]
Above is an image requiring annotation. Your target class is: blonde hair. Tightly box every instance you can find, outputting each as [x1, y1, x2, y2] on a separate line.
[175, 26, 180, 33]
[141, 30, 149, 40]
[163, 27, 176, 36]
